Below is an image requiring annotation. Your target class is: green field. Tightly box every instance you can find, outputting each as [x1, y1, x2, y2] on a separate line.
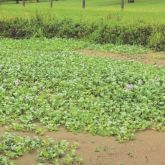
[0, 0, 165, 24]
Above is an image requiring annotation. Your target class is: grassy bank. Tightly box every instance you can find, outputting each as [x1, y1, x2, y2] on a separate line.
[0, 0, 164, 50]
[0, 17, 164, 51]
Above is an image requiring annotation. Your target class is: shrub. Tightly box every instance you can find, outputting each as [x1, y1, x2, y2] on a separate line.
[90, 24, 122, 44]
[0, 17, 164, 51]
[44, 19, 95, 39]
[0, 18, 33, 38]
[148, 25, 165, 51]
[120, 24, 153, 45]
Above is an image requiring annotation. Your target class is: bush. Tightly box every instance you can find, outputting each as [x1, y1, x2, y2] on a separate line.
[148, 25, 165, 51]
[0, 17, 164, 51]
[120, 24, 153, 45]
[90, 24, 122, 44]
[0, 18, 33, 38]
[44, 19, 95, 39]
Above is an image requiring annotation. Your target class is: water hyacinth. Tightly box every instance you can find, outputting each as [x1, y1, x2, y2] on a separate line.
[0, 39, 165, 142]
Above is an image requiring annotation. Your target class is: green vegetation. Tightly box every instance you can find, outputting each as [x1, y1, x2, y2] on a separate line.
[0, 0, 165, 24]
[0, 156, 15, 165]
[0, 38, 148, 55]
[0, 1, 164, 164]
[0, 39, 164, 143]
[0, 0, 164, 51]
[0, 133, 81, 165]
[0, 17, 164, 50]
[0, 133, 41, 159]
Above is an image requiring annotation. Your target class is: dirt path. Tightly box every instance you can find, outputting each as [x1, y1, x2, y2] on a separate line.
[0, 127, 165, 165]
[45, 129, 165, 165]
[78, 50, 165, 66]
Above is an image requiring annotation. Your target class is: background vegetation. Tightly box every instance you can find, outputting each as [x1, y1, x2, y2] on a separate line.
[0, 0, 165, 51]
[0, 0, 165, 24]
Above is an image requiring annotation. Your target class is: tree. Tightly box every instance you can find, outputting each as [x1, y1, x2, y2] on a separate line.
[82, 0, 85, 8]
[121, 0, 124, 10]
[16, 0, 19, 4]
[50, 0, 53, 8]
[23, 0, 25, 6]
[36, 0, 39, 2]
[128, 0, 135, 3]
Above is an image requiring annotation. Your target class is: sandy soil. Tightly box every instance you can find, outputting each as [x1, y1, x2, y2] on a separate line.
[0, 127, 165, 165]
[78, 50, 165, 66]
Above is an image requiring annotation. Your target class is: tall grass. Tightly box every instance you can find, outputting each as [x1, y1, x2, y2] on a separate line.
[0, 15, 164, 50]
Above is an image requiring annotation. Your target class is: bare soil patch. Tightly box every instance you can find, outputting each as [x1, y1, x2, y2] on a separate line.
[0, 127, 165, 165]
[78, 50, 165, 66]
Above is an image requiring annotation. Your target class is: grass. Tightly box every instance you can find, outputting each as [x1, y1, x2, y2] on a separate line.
[0, 0, 165, 24]
[0, 38, 164, 143]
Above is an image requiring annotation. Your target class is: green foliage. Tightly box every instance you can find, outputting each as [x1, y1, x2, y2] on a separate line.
[44, 19, 94, 39]
[0, 156, 15, 165]
[148, 25, 165, 51]
[38, 140, 81, 164]
[89, 44, 148, 55]
[0, 17, 164, 51]
[0, 38, 148, 55]
[0, 39, 164, 142]
[0, 18, 33, 39]
[0, 133, 82, 165]
[0, 133, 41, 158]
[91, 23, 152, 45]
